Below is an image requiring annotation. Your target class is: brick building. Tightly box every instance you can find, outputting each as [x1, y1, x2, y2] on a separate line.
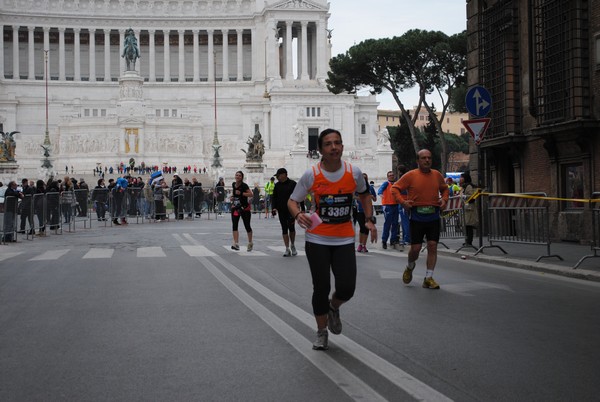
[466, 0, 600, 242]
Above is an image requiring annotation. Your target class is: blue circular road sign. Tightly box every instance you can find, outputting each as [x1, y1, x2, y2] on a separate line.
[465, 86, 492, 118]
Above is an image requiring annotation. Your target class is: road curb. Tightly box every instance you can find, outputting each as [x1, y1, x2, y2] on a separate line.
[439, 249, 600, 283]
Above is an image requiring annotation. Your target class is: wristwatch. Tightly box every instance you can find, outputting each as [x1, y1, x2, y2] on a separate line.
[365, 216, 376, 223]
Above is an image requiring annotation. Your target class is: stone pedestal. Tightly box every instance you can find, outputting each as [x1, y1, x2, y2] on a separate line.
[0, 162, 19, 182]
[244, 162, 265, 186]
[118, 71, 145, 118]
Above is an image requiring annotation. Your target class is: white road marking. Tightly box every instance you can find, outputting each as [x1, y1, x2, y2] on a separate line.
[29, 249, 70, 261]
[268, 246, 306, 256]
[181, 244, 217, 257]
[137, 247, 165, 258]
[0, 251, 24, 261]
[443, 281, 514, 296]
[380, 270, 404, 279]
[221, 245, 268, 256]
[83, 248, 114, 259]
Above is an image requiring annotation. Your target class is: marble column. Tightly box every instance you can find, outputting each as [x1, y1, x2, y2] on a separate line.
[104, 29, 111, 82]
[178, 29, 185, 82]
[222, 30, 229, 81]
[300, 21, 309, 81]
[58, 27, 65, 81]
[285, 21, 293, 80]
[148, 29, 156, 82]
[193, 29, 199, 82]
[74, 28, 81, 81]
[89, 29, 96, 82]
[316, 20, 325, 80]
[12, 26, 20, 80]
[207, 29, 214, 82]
[0, 26, 4, 78]
[134, 29, 141, 74]
[119, 29, 125, 73]
[27, 26, 35, 80]
[236, 29, 243, 81]
[163, 30, 170, 82]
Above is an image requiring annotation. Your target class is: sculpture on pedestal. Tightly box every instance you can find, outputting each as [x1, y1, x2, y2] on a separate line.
[242, 130, 265, 163]
[121, 28, 140, 71]
[0, 131, 19, 162]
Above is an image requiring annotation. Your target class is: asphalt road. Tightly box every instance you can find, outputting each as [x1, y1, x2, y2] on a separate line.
[1, 216, 599, 401]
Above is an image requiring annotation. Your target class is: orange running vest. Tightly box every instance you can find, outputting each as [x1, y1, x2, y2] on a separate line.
[308, 161, 356, 238]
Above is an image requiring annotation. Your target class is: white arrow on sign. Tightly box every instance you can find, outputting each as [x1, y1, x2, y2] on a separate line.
[473, 89, 490, 115]
[462, 118, 491, 145]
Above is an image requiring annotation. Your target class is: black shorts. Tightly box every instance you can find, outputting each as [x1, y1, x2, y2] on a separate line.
[278, 212, 295, 234]
[409, 219, 440, 244]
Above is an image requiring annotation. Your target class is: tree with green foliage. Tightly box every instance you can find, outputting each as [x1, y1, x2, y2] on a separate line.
[327, 29, 467, 174]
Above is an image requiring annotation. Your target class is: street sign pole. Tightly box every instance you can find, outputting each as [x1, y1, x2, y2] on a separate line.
[465, 85, 492, 252]
[477, 144, 483, 249]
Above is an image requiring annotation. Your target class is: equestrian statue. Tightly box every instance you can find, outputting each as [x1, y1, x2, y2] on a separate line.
[121, 28, 140, 71]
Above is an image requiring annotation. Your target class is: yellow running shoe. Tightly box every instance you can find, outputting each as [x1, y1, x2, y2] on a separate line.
[422, 277, 440, 289]
[402, 266, 413, 284]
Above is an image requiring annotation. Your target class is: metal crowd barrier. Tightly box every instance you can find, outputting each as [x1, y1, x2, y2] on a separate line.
[438, 196, 465, 250]
[1, 195, 18, 243]
[574, 192, 600, 269]
[477, 192, 563, 262]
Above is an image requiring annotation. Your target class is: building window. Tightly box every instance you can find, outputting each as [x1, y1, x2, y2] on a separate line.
[172, 109, 177, 117]
[163, 109, 169, 117]
[563, 163, 584, 209]
[595, 34, 600, 69]
[360, 124, 366, 135]
[306, 107, 321, 117]
[84, 109, 90, 117]
[101, 109, 106, 117]
[156, 109, 161, 117]
[92, 109, 98, 117]
[308, 127, 319, 151]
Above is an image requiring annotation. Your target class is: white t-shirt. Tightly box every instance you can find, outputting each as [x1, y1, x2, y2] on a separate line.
[290, 162, 367, 246]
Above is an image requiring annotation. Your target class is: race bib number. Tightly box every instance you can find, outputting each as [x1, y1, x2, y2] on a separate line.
[318, 193, 353, 224]
[416, 206, 436, 214]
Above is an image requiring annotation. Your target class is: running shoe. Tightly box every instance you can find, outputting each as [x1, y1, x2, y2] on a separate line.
[357, 244, 364, 252]
[247, 242, 253, 252]
[231, 244, 240, 251]
[312, 329, 329, 350]
[382, 242, 387, 250]
[403, 266, 413, 284]
[327, 303, 342, 335]
[291, 244, 297, 256]
[283, 248, 291, 257]
[422, 277, 440, 289]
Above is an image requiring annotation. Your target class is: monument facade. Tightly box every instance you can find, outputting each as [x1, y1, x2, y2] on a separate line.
[0, 0, 389, 182]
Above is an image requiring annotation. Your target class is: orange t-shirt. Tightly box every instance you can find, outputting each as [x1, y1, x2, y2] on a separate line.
[391, 168, 449, 206]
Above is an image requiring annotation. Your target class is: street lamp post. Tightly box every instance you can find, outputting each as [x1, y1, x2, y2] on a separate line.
[41, 49, 53, 175]
[211, 50, 223, 172]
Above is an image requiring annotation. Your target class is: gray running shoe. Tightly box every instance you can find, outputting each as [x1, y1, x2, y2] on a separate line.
[327, 304, 342, 335]
[231, 244, 240, 251]
[312, 329, 329, 350]
[290, 244, 298, 256]
[283, 248, 291, 257]
[247, 242, 253, 252]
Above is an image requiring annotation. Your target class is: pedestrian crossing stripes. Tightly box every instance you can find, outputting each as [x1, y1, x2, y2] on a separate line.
[2, 243, 388, 262]
[29, 249, 70, 261]
[83, 248, 115, 259]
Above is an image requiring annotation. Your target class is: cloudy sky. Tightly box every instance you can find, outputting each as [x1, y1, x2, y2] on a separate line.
[327, 0, 467, 110]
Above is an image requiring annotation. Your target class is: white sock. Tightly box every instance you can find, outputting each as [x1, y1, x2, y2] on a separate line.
[407, 261, 416, 270]
[425, 270, 434, 278]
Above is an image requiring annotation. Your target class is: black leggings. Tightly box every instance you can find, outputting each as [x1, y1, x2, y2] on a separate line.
[232, 209, 252, 232]
[355, 211, 369, 235]
[305, 242, 356, 316]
